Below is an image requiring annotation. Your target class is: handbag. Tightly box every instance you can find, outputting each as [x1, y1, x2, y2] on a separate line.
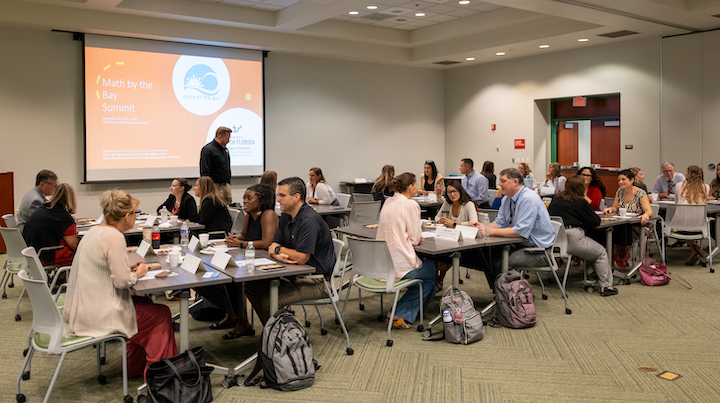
[638, 258, 691, 289]
[146, 346, 214, 403]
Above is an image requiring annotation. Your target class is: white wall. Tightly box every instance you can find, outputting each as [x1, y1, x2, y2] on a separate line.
[444, 37, 662, 181]
[0, 26, 444, 217]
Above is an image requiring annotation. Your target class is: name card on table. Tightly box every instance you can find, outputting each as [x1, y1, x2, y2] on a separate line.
[142, 215, 157, 227]
[436, 227, 462, 242]
[181, 254, 206, 275]
[456, 225, 479, 240]
[187, 235, 199, 252]
[136, 240, 156, 257]
[210, 251, 238, 270]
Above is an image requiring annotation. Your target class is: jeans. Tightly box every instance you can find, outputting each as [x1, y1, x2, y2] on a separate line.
[394, 258, 437, 324]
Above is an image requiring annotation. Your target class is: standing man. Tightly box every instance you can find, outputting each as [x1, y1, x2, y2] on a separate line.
[460, 158, 490, 208]
[245, 177, 336, 324]
[468, 168, 556, 286]
[200, 126, 233, 204]
[17, 170, 58, 233]
[652, 162, 685, 200]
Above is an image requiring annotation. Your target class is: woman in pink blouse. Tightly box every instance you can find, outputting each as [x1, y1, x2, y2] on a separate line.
[376, 173, 436, 330]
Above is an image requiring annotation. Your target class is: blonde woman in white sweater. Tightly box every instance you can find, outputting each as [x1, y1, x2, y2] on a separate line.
[62, 189, 176, 378]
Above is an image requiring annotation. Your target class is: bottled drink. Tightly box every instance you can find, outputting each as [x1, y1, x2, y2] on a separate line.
[180, 222, 189, 247]
[454, 307, 462, 324]
[151, 225, 161, 249]
[524, 175, 533, 188]
[435, 187, 442, 201]
[442, 310, 452, 323]
[245, 241, 255, 273]
[160, 206, 168, 223]
[482, 215, 490, 240]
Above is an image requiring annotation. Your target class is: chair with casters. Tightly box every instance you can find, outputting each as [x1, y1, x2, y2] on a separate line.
[0, 227, 62, 320]
[664, 204, 713, 272]
[3, 213, 18, 228]
[643, 204, 665, 264]
[228, 208, 245, 235]
[342, 237, 425, 347]
[14, 269, 131, 403]
[344, 201, 382, 308]
[515, 220, 571, 314]
[292, 239, 353, 355]
[352, 193, 375, 204]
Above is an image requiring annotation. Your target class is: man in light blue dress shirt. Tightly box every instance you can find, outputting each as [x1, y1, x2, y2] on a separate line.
[460, 158, 491, 208]
[468, 167, 555, 285]
[652, 162, 685, 199]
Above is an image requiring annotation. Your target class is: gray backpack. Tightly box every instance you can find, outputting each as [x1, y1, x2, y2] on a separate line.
[438, 286, 484, 344]
[244, 308, 318, 391]
[492, 270, 537, 329]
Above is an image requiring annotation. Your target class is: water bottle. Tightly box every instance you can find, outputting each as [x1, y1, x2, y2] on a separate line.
[180, 221, 189, 247]
[524, 175, 532, 188]
[245, 241, 255, 273]
[151, 225, 161, 249]
[160, 206, 168, 223]
[482, 215, 490, 240]
[442, 310, 452, 323]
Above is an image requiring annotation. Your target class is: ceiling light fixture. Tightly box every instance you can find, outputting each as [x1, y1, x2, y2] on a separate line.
[578, 38, 589, 42]
[415, 12, 425, 16]
[349, 11, 359, 14]
[539, 45, 549, 48]
[466, 57, 475, 61]
[496, 52, 505, 56]
[458, 0, 470, 4]
[367, 5, 377, 9]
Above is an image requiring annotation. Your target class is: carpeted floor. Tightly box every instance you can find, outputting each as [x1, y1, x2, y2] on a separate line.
[2, 244, 720, 403]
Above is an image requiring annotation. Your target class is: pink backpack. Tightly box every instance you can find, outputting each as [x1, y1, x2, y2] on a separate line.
[639, 258, 691, 289]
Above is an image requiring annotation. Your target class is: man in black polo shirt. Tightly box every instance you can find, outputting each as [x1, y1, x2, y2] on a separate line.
[200, 126, 233, 204]
[245, 176, 336, 324]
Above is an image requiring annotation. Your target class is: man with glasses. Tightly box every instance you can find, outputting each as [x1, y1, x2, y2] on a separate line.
[17, 169, 58, 233]
[652, 162, 685, 200]
[244, 176, 335, 324]
[460, 158, 491, 209]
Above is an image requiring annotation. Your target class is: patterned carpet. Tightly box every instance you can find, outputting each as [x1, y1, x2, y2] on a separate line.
[2, 245, 720, 403]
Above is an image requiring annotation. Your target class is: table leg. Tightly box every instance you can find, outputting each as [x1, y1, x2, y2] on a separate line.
[605, 227, 613, 261]
[501, 245, 510, 272]
[269, 279, 280, 314]
[451, 253, 460, 289]
[640, 223, 647, 261]
[178, 290, 190, 352]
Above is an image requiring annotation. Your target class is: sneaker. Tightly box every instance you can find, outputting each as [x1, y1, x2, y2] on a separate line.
[601, 287, 618, 297]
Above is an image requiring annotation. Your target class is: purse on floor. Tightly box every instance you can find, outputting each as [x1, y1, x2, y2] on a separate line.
[146, 346, 214, 403]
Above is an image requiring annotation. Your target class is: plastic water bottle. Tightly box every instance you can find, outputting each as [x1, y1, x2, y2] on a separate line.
[482, 215, 490, 240]
[245, 241, 255, 273]
[524, 175, 533, 188]
[442, 310, 452, 323]
[160, 206, 168, 223]
[180, 221, 189, 247]
[151, 225, 161, 249]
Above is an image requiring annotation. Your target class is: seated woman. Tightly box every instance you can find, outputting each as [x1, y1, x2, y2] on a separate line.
[371, 164, 395, 203]
[260, 170, 278, 197]
[518, 163, 537, 189]
[201, 184, 279, 339]
[578, 166, 606, 211]
[434, 180, 477, 289]
[156, 178, 197, 220]
[548, 176, 617, 296]
[418, 160, 445, 196]
[481, 161, 496, 189]
[674, 165, 710, 265]
[709, 163, 720, 200]
[190, 176, 233, 234]
[377, 173, 436, 330]
[603, 169, 652, 268]
[62, 189, 177, 378]
[629, 167, 649, 194]
[23, 183, 79, 266]
[539, 162, 566, 195]
[306, 167, 340, 228]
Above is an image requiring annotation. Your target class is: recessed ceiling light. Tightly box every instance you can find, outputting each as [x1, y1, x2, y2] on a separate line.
[367, 5, 378, 9]
[415, 12, 425, 16]
[496, 52, 505, 56]
[466, 57, 475, 61]
[578, 38, 589, 42]
[458, 0, 470, 4]
[349, 11, 359, 14]
[539, 45, 549, 48]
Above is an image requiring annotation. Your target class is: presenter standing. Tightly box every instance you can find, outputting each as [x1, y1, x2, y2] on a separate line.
[200, 126, 233, 204]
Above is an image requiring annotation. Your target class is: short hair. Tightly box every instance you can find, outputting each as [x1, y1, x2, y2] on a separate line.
[48, 183, 77, 214]
[661, 162, 675, 170]
[618, 169, 635, 181]
[499, 167, 523, 184]
[279, 177, 306, 201]
[174, 178, 191, 193]
[35, 170, 57, 186]
[216, 126, 232, 137]
[100, 189, 139, 225]
[392, 173, 417, 193]
[247, 183, 275, 212]
[461, 158, 474, 168]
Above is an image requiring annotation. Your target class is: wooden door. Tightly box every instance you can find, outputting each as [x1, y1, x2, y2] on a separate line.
[557, 122, 578, 167]
[0, 172, 14, 253]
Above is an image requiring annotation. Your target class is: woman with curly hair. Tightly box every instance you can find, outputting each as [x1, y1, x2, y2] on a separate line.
[577, 166, 606, 211]
[674, 165, 710, 265]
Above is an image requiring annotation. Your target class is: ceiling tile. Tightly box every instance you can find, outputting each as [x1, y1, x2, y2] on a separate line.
[374, 0, 410, 6]
[446, 7, 480, 17]
[465, 2, 503, 12]
[261, 0, 299, 7]
[426, 13, 459, 22]
[250, 3, 283, 10]
[406, 19, 438, 27]
[372, 21, 400, 27]
[220, 0, 257, 6]
[397, 0, 439, 9]
[393, 24, 419, 30]
[377, 6, 417, 16]
[424, 4, 457, 13]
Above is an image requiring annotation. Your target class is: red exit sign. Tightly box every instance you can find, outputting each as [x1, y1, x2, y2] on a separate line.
[573, 97, 587, 107]
[514, 139, 525, 149]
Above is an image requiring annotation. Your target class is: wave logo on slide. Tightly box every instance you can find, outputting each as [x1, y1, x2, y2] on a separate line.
[172, 56, 230, 116]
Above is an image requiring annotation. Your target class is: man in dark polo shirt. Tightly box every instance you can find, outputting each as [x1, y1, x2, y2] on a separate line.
[245, 176, 336, 324]
[200, 126, 233, 204]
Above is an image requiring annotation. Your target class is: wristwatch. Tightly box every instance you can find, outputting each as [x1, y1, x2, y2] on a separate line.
[274, 245, 282, 255]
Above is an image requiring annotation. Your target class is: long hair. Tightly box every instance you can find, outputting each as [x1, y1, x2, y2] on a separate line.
[100, 189, 139, 225]
[519, 162, 532, 175]
[549, 162, 561, 179]
[260, 170, 277, 191]
[247, 183, 275, 212]
[196, 176, 226, 210]
[424, 160, 438, 182]
[48, 183, 77, 214]
[481, 161, 494, 175]
[558, 175, 586, 201]
[444, 180, 473, 205]
[711, 163, 720, 196]
[681, 165, 706, 204]
[392, 173, 416, 194]
[372, 164, 395, 193]
[577, 166, 606, 197]
[309, 167, 327, 184]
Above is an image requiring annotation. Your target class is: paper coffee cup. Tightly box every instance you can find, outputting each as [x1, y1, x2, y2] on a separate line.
[619, 208, 627, 218]
[169, 250, 180, 267]
[199, 233, 209, 248]
[170, 216, 178, 225]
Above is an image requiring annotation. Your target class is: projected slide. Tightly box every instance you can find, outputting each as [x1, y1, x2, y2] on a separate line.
[84, 35, 264, 182]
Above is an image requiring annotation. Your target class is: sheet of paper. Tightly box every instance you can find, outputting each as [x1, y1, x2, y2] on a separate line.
[236, 257, 276, 266]
[422, 231, 438, 238]
[137, 269, 178, 281]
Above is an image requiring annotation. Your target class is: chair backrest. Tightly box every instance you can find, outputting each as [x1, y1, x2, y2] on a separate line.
[18, 269, 65, 353]
[549, 216, 569, 258]
[349, 201, 382, 226]
[3, 213, 18, 228]
[352, 193, 375, 203]
[604, 197, 615, 208]
[21, 246, 50, 283]
[477, 208, 498, 222]
[326, 239, 346, 301]
[650, 203, 660, 218]
[665, 204, 708, 236]
[347, 237, 397, 293]
[228, 208, 245, 235]
[336, 193, 351, 208]
[0, 227, 29, 270]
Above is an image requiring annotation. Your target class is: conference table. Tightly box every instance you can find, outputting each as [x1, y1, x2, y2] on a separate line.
[274, 204, 351, 216]
[592, 213, 647, 284]
[77, 217, 205, 239]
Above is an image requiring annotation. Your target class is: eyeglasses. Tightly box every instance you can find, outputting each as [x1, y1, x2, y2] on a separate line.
[663, 169, 674, 174]
[580, 174, 592, 177]
[447, 190, 459, 195]
[43, 181, 59, 187]
[425, 160, 434, 165]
